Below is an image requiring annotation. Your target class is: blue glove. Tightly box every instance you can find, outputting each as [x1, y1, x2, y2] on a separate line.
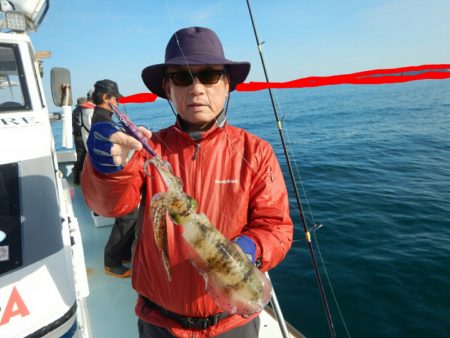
[234, 235, 256, 263]
[87, 122, 123, 174]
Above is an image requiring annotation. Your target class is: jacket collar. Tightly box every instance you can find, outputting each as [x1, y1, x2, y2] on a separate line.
[94, 106, 113, 115]
[175, 110, 227, 141]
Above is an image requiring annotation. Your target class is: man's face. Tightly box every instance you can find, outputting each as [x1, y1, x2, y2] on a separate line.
[163, 65, 230, 128]
[102, 94, 119, 110]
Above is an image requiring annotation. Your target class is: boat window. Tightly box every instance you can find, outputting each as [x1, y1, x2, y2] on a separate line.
[0, 162, 23, 275]
[0, 43, 32, 112]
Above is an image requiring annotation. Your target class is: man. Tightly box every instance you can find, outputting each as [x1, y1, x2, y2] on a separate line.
[82, 27, 293, 337]
[85, 79, 137, 278]
[72, 97, 87, 185]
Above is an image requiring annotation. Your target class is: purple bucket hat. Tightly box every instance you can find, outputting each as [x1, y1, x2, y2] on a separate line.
[141, 27, 251, 99]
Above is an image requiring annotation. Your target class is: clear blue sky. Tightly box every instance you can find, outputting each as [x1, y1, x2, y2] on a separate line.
[31, 0, 449, 104]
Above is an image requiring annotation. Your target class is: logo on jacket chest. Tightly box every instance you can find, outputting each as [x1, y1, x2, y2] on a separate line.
[214, 179, 239, 184]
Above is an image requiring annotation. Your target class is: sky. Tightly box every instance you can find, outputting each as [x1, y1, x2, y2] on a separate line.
[30, 0, 450, 106]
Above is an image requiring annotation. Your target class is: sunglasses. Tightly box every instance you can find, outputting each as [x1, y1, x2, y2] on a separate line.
[166, 69, 226, 86]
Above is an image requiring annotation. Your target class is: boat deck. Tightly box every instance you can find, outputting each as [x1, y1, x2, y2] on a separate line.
[71, 183, 139, 337]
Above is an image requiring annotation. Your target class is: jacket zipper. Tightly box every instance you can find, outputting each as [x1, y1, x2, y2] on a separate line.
[192, 143, 200, 160]
[191, 142, 201, 200]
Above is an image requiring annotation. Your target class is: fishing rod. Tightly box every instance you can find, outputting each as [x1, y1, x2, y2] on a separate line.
[244, 1, 338, 337]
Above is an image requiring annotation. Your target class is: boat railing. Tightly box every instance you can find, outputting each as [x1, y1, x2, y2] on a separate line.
[267, 272, 293, 338]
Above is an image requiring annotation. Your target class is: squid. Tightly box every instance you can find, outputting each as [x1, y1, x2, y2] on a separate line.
[146, 156, 272, 315]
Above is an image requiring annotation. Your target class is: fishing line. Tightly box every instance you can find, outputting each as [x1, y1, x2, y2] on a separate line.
[270, 85, 353, 337]
[161, 0, 267, 183]
[160, 0, 226, 150]
[163, 0, 209, 89]
[274, 95, 317, 227]
[261, 32, 354, 338]
[162, 0, 190, 73]
[258, 71, 354, 336]
[313, 232, 352, 338]
[163, 0, 234, 131]
[244, 1, 343, 337]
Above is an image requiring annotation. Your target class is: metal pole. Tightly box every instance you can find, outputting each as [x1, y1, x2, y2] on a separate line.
[266, 272, 290, 338]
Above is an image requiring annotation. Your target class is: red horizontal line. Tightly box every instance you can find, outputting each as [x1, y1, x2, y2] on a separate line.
[236, 64, 450, 91]
[118, 92, 158, 104]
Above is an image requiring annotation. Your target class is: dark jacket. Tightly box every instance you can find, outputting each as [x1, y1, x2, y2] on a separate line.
[91, 106, 113, 124]
[72, 105, 83, 136]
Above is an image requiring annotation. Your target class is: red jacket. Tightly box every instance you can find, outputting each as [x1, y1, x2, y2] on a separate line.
[81, 121, 293, 337]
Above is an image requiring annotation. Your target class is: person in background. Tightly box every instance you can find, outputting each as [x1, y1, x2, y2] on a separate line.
[80, 89, 96, 149]
[85, 79, 138, 278]
[71, 97, 87, 185]
[82, 27, 293, 337]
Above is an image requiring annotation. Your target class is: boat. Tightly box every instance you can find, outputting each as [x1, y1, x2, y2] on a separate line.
[0, 1, 304, 336]
[0, 1, 89, 337]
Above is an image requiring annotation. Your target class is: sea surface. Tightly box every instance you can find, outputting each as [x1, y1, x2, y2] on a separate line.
[55, 79, 450, 338]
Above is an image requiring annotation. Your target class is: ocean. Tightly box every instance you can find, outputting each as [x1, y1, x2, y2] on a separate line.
[56, 78, 450, 338]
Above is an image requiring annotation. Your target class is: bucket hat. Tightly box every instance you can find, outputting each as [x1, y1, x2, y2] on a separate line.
[93, 79, 122, 97]
[141, 27, 250, 99]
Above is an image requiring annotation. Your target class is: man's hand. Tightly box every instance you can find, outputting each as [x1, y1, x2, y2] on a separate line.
[87, 122, 152, 174]
[234, 236, 257, 264]
[110, 126, 152, 166]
